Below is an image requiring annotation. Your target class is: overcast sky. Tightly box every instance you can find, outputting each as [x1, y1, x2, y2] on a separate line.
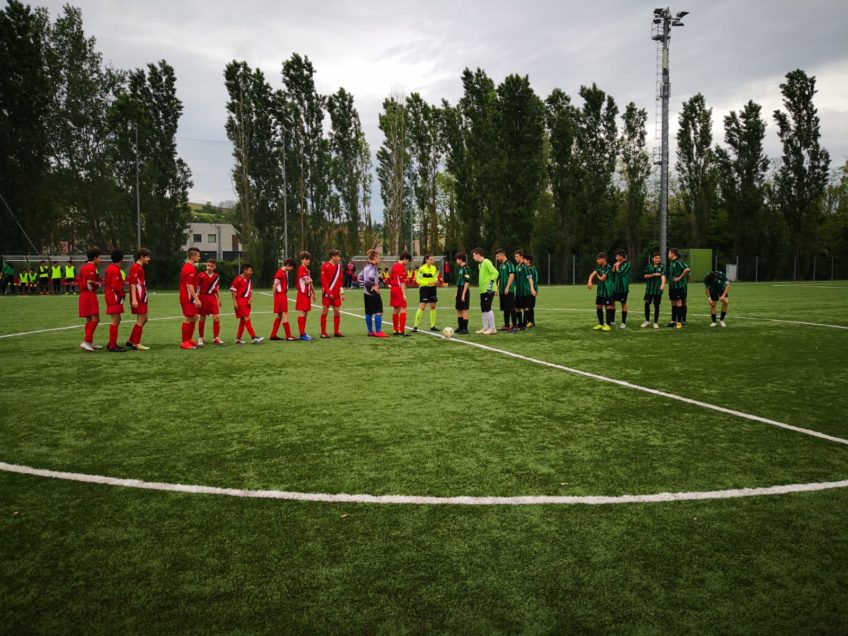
[39, 0, 848, 213]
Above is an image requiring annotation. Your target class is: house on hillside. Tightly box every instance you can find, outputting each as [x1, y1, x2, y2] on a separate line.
[185, 222, 241, 260]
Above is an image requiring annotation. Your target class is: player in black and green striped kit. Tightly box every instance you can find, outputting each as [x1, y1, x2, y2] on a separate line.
[525, 254, 539, 327]
[512, 250, 534, 331]
[667, 248, 690, 328]
[587, 252, 614, 331]
[611, 249, 631, 329]
[704, 270, 730, 327]
[495, 249, 516, 330]
[641, 252, 666, 328]
[453, 253, 472, 334]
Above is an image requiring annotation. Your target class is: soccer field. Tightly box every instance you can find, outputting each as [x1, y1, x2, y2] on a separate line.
[2, 282, 848, 633]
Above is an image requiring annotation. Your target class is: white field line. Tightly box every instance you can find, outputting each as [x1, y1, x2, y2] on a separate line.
[1, 461, 846, 506]
[771, 284, 848, 288]
[0, 310, 277, 340]
[323, 303, 848, 447]
[536, 308, 848, 330]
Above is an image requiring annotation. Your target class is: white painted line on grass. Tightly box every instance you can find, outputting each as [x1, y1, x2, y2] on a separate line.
[1, 461, 846, 506]
[771, 284, 848, 288]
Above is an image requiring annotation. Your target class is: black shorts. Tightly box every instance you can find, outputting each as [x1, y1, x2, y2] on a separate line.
[644, 294, 662, 303]
[669, 288, 688, 301]
[419, 286, 438, 304]
[364, 293, 383, 315]
[480, 292, 494, 313]
[709, 291, 729, 302]
[529, 295, 536, 309]
[515, 294, 530, 309]
[499, 292, 514, 312]
[595, 296, 613, 306]
[613, 291, 629, 303]
[455, 295, 470, 311]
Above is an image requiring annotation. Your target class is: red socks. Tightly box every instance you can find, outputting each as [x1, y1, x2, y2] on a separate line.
[237, 319, 245, 340]
[245, 319, 256, 338]
[198, 321, 205, 338]
[320, 314, 328, 335]
[129, 324, 142, 345]
[333, 315, 340, 334]
[271, 318, 281, 337]
[399, 312, 407, 332]
[297, 316, 306, 336]
[108, 324, 118, 348]
[84, 321, 97, 343]
[392, 314, 399, 332]
[181, 322, 194, 343]
[283, 322, 293, 338]
[213, 321, 220, 338]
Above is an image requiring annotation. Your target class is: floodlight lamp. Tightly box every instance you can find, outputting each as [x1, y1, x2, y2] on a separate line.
[676, 11, 689, 18]
[672, 20, 684, 26]
[654, 8, 664, 15]
[653, 17, 662, 24]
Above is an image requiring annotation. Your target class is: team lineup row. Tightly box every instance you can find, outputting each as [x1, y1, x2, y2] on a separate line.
[71, 245, 731, 352]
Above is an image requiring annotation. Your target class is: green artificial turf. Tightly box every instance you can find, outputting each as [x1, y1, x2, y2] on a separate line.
[1, 282, 847, 632]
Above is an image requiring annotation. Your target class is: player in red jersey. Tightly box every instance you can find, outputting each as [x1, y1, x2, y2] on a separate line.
[179, 247, 202, 349]
[295, 251, 316, 341]
[230, 263, 263, 344]
[196, 258, 223, 346]
[319, 248, 345, 338]
[103, 249, 127, 352]
[270, 257, 296, 341]
[78, 247, 102, 351]
[390, 252, 411, 336]
[126, 247, 151, 351]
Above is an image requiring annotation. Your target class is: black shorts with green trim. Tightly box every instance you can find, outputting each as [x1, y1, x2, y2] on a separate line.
[514, 294, 531, 309]
[455, 295, 470, 311]
[595, 296, 613, 306]
[643, 293, 662, 303]
[669, 288, 687, 301]
[499, 292, 514, 312]
[613, 291, 629, 303]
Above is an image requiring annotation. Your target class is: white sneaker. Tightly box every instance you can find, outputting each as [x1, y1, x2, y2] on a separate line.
[475, 328, 485, 334]
[720, 320, 726, 327]
[251, 336, 265, 344]
[619, 323, 626, 329]
[197, 338, 205, 346]
[653, 323, 659, 329]
[91, 343, 103, 350]
[710, 322, 717, 328]
[235, 338, 246, 345]
[483, 328, 497, 335]
[640, 321, 650, 328]
[79, 341, 95, 352]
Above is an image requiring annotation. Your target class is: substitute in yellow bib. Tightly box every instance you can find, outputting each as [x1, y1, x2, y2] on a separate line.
[65, 260, 76, 294]
[51, 262, 62, 294]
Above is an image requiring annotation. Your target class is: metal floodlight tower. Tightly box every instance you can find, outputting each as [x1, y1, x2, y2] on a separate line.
[652, 8, 688, 266]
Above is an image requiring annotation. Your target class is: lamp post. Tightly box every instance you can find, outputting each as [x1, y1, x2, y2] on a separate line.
[652, 7, 688, 266]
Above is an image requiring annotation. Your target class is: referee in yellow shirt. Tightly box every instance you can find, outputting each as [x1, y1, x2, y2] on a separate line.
[413, 254, 440, 332]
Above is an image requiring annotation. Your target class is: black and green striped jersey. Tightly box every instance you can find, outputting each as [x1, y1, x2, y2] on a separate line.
[513, 263, 531, 296]
[613, 261, 631, 294]
[498, 260, 515, 294]
[594, 264, 613, 297]
[668, 259, 689, 290]
[529, 265, 539, 294]
[643, 264, 665, 296]
[704, 271, 729, 295]
[455, 265, 472, 291]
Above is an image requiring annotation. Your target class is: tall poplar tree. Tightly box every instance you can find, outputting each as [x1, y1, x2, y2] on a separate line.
[619, 102, 651, 264]
[676, 93, 718, 247]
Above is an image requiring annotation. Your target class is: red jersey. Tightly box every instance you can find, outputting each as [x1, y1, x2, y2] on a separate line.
[104, 263, 125, 306]
[273, 268, 289, 296]
[390, 262, 407, 287]
[321, 261, 343, 296]
[179, 262, 198, 304]
[127, 263, 147, 304]
[297, 265, 313, 296]
[230, 274, 253, 303]
[79, 262, 100, 293]
[197, 270, 221, 296]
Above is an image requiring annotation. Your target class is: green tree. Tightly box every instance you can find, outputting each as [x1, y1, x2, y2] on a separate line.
[773, 69, 831, 265]
[327, 87, 370, 257]
[676, 93, 718, 248]
[545, 88, 579, 279]
[618, 102, 651, 265]
[0, 0, 51, 253]
[376, 92, 410, 255]
[490, 74, 544, 251]
[406, 92, 443, 254]
[822, 161, 848, 274]
[715, 100, 770, 273]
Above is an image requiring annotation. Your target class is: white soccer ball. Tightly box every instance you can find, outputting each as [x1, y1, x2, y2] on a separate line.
[442, 327, 455, 338]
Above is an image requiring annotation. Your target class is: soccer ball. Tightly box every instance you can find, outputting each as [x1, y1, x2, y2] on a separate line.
[442, 327, 455, 338]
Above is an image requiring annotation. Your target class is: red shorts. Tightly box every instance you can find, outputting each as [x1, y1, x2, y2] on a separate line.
[295, 293, 312, 312]
[322, 293, 342, 308]
[200, 296, 220, 317]
[106, 303, 125, 315]
[181, 302, 199, 318]
[273, 294, 289, 314]
[390, 288, 407, 308]
[78, 292, 100, 317]
[235, 302, 251, 319]
[131, 302, 148, 315]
